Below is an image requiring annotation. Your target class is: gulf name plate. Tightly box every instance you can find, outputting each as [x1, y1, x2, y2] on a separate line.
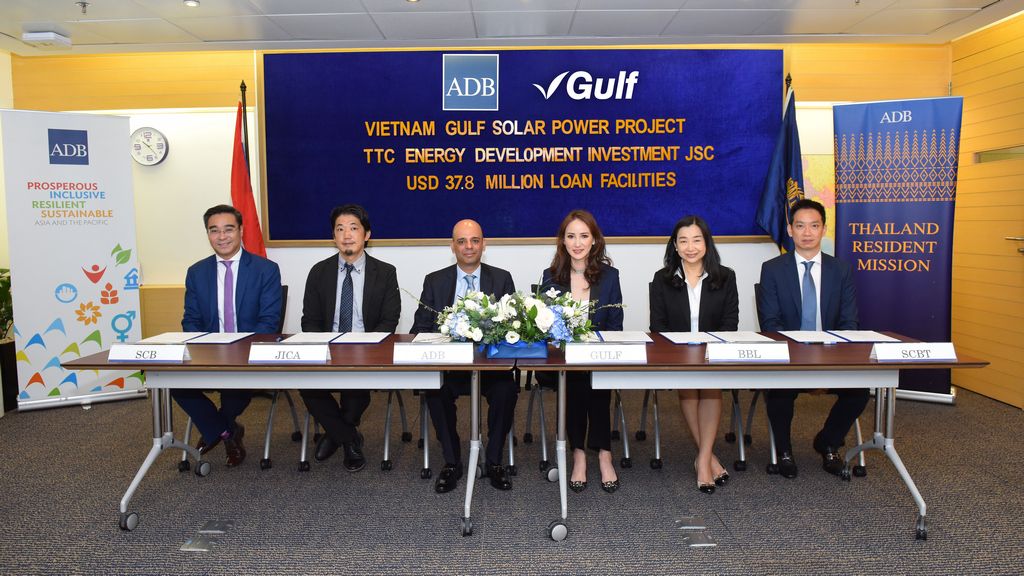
[248, 343, 330, 364]
[109, 344, 189, 363]
[393, 342, 474, 364]
[706, 342, 789, 363]
[565, 343, 647, 364]
[870, 342, 956, 362]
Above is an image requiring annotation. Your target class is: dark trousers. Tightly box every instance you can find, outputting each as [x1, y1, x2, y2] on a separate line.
[565, 371, 611, 452]
[765, 388, 870, 453]
[300, 390, 370, 446]
[426, 369, 519, 467]
[171, 389, 252, 445]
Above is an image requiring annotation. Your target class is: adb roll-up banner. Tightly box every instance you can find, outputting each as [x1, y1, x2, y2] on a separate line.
[1, 111, 144, 410]
[833, 97, 963, 398]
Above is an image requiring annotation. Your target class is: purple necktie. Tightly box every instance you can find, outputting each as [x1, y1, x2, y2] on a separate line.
[222, 260, 236, 332]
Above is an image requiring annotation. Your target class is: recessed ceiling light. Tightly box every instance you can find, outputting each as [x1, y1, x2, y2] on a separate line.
[183, 0, 200, 7]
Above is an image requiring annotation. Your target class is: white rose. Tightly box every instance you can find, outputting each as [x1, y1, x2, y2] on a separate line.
[464, 299, 480, 312]
[471, 327, 484, 342]
[440, 324, 450, 335]
[512, 320, 521, 329]
[535, 307, 555, 332]
[524, 296, 544, 311]
[455, 320, 471, 339]
[505, 331, 520, 344]
[545, 287, 561, 299]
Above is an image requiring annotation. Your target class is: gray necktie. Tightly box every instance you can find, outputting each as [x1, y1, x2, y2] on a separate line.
[464, 274, 476, 295]
[801, 261, 817, 331]
[338, 263, 354, 332]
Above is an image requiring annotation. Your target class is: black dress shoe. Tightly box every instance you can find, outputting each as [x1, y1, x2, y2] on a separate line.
[196, 436, 218, 456]
[487, 464, 512, 490]
[342, 441, 366, 472]
[224, 426, 246, 467]
[714, 471, 730, 486]
[697, 481, 715, 494]
[813, 432, 844, 475]
[778, 452, 798, 479]
[434, 463, 463, 494]
[314, 435, 339, 462]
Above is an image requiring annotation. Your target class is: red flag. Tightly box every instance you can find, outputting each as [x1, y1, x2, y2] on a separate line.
[230, 102, 266, 257]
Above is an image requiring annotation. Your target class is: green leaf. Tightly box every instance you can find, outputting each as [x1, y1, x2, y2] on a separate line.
[115, 249, 132, 265]
[111, 244, 123, 256]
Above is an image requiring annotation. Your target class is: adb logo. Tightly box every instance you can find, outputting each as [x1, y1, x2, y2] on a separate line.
[48, 129, 89, 165]
[442, 54, 499, 111]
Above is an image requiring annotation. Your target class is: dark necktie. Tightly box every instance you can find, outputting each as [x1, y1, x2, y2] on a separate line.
[801, 261, 817, 331]
[338, 263, 354, 332]
[222, 261, 235, 332]
[465, 274, 476, 295]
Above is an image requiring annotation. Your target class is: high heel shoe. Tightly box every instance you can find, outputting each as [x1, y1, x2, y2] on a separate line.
[601, 479, 620, 493]
[714, 471, 730, 486]
[694, 460, 715, 494]
[569, 480, 587, 493]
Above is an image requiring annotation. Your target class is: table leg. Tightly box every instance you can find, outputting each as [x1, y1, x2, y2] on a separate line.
[547, 370, 569, 541]
[462, 370, 480, 537]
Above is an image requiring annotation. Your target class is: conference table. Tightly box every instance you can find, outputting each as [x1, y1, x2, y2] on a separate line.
[65, 332, 985, 541]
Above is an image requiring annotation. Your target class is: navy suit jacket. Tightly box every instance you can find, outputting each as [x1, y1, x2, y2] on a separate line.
[541, 264, 624, 331]
[649, 266, 739, 332]
[757, 252, 858, 332]
[301, 253, 401, 333]
[411, 263, 516, 334]
[182, 250, 282, 333]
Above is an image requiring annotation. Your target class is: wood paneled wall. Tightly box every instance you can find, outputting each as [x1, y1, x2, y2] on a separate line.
[951, 14, 1024, 409]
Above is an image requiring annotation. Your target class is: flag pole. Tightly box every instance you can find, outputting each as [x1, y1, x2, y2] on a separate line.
[239, 80, 250, 172]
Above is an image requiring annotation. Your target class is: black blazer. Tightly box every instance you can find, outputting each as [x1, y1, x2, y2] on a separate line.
[540, 263, 624, 331]
[757, 252, 858, 332]
[410, 263, 516, 334]
[301, 253, 401, 332]
[649, 267, 739, 332]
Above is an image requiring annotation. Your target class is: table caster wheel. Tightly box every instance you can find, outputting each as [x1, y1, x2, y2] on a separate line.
[547, 520, 568, 542]
[734, 460, 747, 472]
[119, 512, 139, 531]
[650, 458, 662, 470]
[178, 460, 191, 472]
[546, 467, 559, 482]
[298, 460, 310, 472]
[195, 460, 211, 477]
[539, 459, 550, 472]
[915, 516, 927, 540]
[508, 464, 518, 476]
[523, 432, 534, 444]
[635, 430, 647, 441]
[420, 468, 432, 479]
[766, 463, 779, 475]
[611, 430, 620, 441]
[462, 518, 473, 537]
[417, 438, 425, 449]
[620, 457, 632, 469]
[401, 432, 412, 443]
[744, 434, 752, 445]
[475, 465, 483, 479]
[381, 460, 392, 471]
[260, 458, 272, 470]
[725, 432, 736, 443]
[840, 467, 852, 481]
[290, 431, 302, 442]
[853, 465, 867, 477]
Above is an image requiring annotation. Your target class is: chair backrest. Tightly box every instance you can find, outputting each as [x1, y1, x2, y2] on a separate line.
[277, 285, 289, 333]
[753, 282, 764, 331]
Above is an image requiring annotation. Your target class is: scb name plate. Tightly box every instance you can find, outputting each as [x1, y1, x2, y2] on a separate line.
[706, 342, 789, 363]
[248, 343, 330, 364]
[565, 343, 647, 364]
[870, 342, 956, 362]
[393, 342, 474, 364]
[109, 344, 189, 363]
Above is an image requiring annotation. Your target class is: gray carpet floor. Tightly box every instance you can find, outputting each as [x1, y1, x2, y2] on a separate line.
[0, 385, 1021, 575]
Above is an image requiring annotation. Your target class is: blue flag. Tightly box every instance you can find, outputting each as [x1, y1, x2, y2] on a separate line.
[755, 88, 804, 252]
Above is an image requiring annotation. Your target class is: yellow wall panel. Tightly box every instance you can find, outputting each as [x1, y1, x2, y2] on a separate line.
[139, 285, 185, 338]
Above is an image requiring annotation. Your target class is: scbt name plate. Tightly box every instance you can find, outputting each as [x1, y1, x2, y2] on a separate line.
[870, 342, 956, 362]
[565, 343, 647, 364]
[706, 342, 789, 363]
[393, 342, 474, 364]
[249, 343, 330, 364]
[109, 344, 189, 363]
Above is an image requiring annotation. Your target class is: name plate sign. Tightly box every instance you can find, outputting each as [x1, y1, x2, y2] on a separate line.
[393, 342, 474, 364]
[870, 342, 956, 362]
[109, 344, 188, 363]
[249, 344, 330, 364]
[706, 342, 789, 363]
[565, 343, 647, 364]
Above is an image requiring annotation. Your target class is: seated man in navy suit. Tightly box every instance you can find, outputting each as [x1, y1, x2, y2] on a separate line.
[175, 204, 282, 467]
[411, 219, 518, 493]
[757, 199, 866, 478]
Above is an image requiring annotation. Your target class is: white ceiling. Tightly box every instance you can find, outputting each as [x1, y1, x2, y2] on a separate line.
[0, 0, 1022, 56]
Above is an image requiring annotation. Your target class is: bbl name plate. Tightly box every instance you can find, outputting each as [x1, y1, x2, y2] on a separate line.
[870, 342, 956, 362]
[109, 344, 189, 363]
[706, 342, 789, 363]
[565, 343, 647, 364]
[393, 342, 474, 364]
[248, 343, 330, 364]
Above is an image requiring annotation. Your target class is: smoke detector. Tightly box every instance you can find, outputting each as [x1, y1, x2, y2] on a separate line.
[21, 31, 72, 50]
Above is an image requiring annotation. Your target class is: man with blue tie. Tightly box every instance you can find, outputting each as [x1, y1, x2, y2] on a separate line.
[300, 204, 401, 472]
[411, 219, 518, 493]
[757, 199, 865, 478]
[176, 204, 282, 467]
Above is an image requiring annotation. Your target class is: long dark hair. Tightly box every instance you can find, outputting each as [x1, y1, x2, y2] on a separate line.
[663, 215, 727, 290]
[549, 209, 611, 287]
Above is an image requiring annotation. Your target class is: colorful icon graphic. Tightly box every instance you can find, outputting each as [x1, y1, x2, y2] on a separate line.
[55, 283, 78, 303]
[83, 265, 106, 284]
[111, 244, 133, 266]
[123, 268, 140, 291]
[75, 301, 102, 326]
[111, 310, 135, 342]
[100, 282, 119, 305]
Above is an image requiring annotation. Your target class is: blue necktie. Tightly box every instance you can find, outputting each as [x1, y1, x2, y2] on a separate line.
[464, 274, 476, 295]
[338, 263, 354, 332]
[801, 261, 817, 331]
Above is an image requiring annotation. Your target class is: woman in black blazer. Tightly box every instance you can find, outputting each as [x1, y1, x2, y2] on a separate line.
[649, 215, 738, 494]
[541, 209, 624, 493]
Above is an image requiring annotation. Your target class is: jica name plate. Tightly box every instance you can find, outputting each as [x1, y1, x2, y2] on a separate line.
[565, 343, 647, 364]
[706, 342, 789, 363]
[870, 342, 956, 362]
[393, 342, 473, 364]
[248, 343, 330, 364]
[109, 344, 188, 363]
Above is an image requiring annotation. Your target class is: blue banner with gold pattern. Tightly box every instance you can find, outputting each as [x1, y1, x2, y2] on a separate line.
[834, 97, 962, 395]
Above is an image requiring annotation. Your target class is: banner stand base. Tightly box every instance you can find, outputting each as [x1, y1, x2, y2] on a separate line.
[15, 388, 148, 412]
[894, 387, 956, 406]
